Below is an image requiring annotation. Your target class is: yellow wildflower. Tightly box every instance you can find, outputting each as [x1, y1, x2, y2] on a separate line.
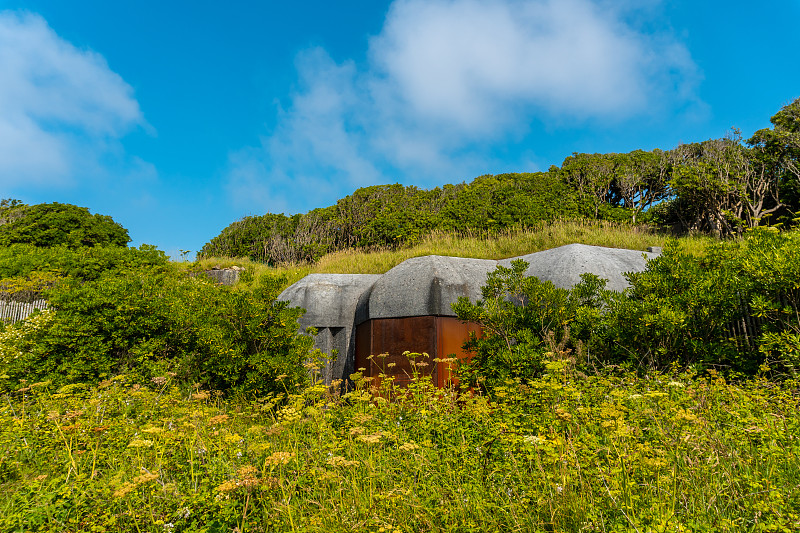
[132, 471, 160, 485]
[398, 441, 419, 452]
[357, 432, 384, 444]
[327, 456, 360, 467]
[192, 391, 210, 401]
[209, 414, 230, 425]
[113, 482, 136, 499]
[264, 451, 295, 466]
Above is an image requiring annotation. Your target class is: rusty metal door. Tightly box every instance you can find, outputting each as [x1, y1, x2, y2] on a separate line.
[355, 316, 481, 389]
[355, 317, 437, 387]
[435, 317, 481, 388]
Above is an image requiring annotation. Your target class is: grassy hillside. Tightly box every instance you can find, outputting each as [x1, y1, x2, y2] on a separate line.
[192, 219, 713, 290]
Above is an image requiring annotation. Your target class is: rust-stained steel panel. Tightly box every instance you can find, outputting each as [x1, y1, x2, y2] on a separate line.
[370, 317, 437, 387]
[355, 316, 481, 389]
[355, 320, 372, 376]
[435, 317, 481, 388]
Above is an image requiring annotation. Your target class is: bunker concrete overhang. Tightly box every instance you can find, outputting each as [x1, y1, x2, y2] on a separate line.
[500, 243, 660, 293]
[276, 273, 381, 384]
[277, 244, 660, 386]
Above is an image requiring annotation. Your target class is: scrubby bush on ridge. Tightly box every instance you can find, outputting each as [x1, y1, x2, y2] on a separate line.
[454, 227, 800, 389]
[0, 201, 130, 248]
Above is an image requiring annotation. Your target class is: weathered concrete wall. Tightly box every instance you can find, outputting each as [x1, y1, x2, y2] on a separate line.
[356, 255, 498, 321]
[202, 267, 244, 285]
[277, 274, 381, 384]
[500, 243, 658, 293]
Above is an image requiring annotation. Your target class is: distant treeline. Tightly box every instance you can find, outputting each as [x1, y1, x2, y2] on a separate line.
[200, 98, 800, 264]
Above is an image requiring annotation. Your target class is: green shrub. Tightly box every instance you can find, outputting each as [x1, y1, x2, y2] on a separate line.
[456, 228, 800, 388]
[199, 172, 591, 265]
[593, 228, 800, 375]
[0, 243, 169, 281]
[452, 260, 607, 390]
[0, 201, 130, 248]
[0, 267, 312, 396]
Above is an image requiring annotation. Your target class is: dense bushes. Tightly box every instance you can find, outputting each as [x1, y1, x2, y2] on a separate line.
[0, 247, 313, 397]
[200, 172, 586, 264]
[597, 228, 800, 375]
[201, 98, 800, 266]
[0, 243, 169, 281]
[455, 228, 800, 388]
[452, 260, 604, 389]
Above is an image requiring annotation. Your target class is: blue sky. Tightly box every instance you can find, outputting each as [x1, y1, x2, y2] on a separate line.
[1, 0, 798, 258]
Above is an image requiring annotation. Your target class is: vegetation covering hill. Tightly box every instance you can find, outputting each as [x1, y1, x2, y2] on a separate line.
[3, 364, 798, 532]
[200, 98, 800, 265]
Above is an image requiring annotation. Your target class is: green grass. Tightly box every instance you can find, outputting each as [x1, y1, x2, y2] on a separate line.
[2, 363, 798, 532]
[192, 220, 714, 290]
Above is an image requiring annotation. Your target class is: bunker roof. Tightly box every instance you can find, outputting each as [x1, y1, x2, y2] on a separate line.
[354, 255, 498, 324]
[278, 244, 659, 325]
[500, 243, 658, 293]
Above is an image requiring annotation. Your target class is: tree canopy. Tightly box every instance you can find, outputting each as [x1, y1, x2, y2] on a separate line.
[0, 201, 130, 248]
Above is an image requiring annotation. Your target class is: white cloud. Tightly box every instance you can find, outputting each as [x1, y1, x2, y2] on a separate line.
[228, 0, 701, 213]
[0, 11, 146, 186]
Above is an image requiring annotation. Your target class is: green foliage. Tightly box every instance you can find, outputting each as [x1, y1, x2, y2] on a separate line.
[0, 267, 312, 396]
[0, 202, 130, 248]
[0, 271, 60, 303]
[452, 260, 607, 390]
[0, 243, 169, 281]
[199, 97, 800, 267]
[737, 228, 800, 374]
[199, 172, 588, 265]
[596, 239, 746, 371]
[593, 228, 800, 375]
[455, 228, 800, 384]
[200, 213, 302, 265]
[748, 96, 800, 220]
[1, 368, 798, 532]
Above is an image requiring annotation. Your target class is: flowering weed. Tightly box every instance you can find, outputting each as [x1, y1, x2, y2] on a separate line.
[1, 369, 799, 532]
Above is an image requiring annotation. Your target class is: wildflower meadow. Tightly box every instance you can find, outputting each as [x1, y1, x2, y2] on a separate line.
[2, 359, 798, 532]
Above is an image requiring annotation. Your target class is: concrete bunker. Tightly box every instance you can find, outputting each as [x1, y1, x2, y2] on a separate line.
[277, 244, 659, 386]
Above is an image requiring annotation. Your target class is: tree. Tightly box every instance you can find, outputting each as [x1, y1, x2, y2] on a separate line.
[560, 153, 616, 218]
[748, 97, 800, 221]
[668, 133, 782, 237]
[0, 202, 130, 248]
[0, 199, 26, 226]
[611, 150, 672, 224]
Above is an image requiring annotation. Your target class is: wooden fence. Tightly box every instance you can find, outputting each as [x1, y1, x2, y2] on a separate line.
[0, 299, 49, 324]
